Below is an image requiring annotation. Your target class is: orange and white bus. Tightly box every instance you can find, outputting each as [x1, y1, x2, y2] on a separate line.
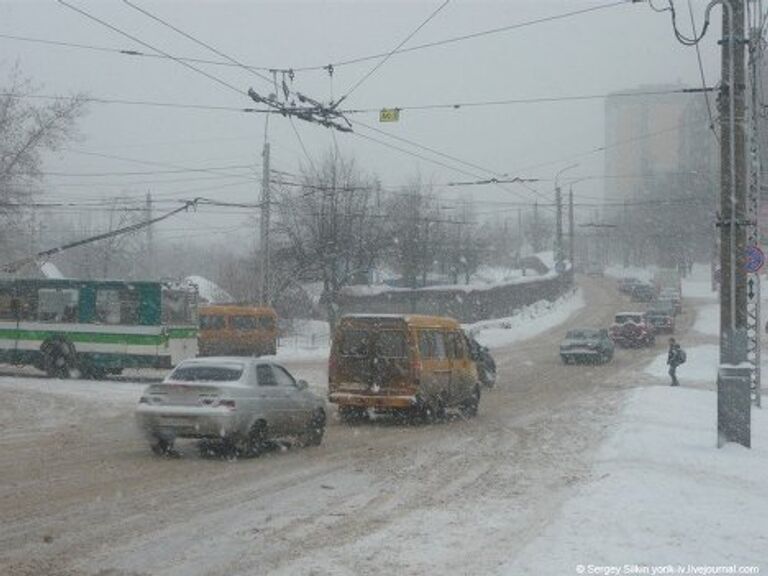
[198, 305, 278, 357]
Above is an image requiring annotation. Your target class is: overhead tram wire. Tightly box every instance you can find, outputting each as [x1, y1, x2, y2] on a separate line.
[295, 0, 635, 72]
[0, 92, 279, 113]
[333, 0, 451, 108]
[63, 148, 261, 184]
[4, 1, 634, 76]
[687, 0, 719, 142]
[57, 0, 249, 97]
[341, 87, 715, 114]
[349, 119, 553, 205]
[2, 87, 713, 116]
[121, 0, 274, 87]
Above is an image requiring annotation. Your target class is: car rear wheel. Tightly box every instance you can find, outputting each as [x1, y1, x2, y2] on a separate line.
[241, 420, 268, 457]
[459, 385, 481, 419]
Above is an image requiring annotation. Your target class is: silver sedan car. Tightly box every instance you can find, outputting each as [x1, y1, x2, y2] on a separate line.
[135, 357, 326, 457]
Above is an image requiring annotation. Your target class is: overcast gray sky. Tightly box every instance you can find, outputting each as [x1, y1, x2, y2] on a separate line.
[0, 0, 721, 248]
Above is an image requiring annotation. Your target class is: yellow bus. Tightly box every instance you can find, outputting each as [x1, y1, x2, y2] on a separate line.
[198, 305, 278, 357]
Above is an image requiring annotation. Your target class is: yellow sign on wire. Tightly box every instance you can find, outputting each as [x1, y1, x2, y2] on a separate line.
[379, 108, 400, 123]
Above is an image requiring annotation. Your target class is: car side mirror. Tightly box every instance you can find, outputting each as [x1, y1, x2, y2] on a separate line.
[296, 379, 308, 390]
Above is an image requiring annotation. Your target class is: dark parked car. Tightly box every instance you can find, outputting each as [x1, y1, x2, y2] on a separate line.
[630, 283, 657, 302]
[559, 328, 614, 364]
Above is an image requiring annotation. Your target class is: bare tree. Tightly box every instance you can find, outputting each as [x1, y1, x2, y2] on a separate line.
[0, 65, 86, 259]
[274, 151, 388, 326]
[385, 182, 446, 288]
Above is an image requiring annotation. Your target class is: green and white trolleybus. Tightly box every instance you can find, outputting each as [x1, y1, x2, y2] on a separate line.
[0, 278, 199, 378]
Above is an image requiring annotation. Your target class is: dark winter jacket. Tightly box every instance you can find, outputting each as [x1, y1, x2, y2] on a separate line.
[667, 344, 682, 367]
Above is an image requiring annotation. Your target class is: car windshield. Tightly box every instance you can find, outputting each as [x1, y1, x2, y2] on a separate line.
[615, 315, 642, 324]
[169, 364, 244, 382]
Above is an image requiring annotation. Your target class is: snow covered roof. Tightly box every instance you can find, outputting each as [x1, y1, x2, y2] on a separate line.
[184, 275, 234, 304]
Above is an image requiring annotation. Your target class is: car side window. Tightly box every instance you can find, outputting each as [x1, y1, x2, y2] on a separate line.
[433, 332, 447, 359]
[272, 365, 296, 387]
[256, 364, 277, 386]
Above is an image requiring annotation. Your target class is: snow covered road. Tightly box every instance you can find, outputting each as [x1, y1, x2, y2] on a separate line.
[0, 277, 701, 576]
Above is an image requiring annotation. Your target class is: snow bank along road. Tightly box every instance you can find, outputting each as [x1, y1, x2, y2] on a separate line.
[0, 277, 696, 576]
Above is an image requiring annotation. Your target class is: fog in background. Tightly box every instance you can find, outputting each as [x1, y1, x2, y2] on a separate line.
[0, 0, 719, 250]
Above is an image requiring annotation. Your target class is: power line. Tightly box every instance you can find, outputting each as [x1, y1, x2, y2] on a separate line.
[2, 1, 635, 75]
[687, 0, 719, 142]
[350, 119, 552, 204]
[1, 198, 201, 273]
[334, 0, 451, 107]
[342, 87, 715, 114]
[35, 164, 257, 178]
[0, 91, 278, 113]
[57, 0, 246, 96]
[293, 0, 635, 72]
[121, 0, 274, 87]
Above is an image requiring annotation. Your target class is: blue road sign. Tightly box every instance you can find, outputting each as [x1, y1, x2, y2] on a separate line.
[555, 261, 566, 274]
[744, 245, 765, 273]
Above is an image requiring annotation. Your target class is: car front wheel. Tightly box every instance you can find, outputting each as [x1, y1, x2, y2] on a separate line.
[302, 409, 326, 446]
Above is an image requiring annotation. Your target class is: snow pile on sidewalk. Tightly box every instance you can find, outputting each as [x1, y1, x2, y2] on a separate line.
[504, 386, 767, 574]
[466, 288, 584, 350]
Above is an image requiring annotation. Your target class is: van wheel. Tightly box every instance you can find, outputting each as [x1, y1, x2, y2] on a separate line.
[302, 409, 326, 446]
[460, 385, 481, 419]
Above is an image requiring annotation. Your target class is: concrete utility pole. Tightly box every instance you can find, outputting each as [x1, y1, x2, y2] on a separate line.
[260, 141, 271, 306]
[554, 163, 578, 270]
[746, 7, 763, 408]
[717, 0, 751, 448]
[145, 192, 154, 279]
[568, 185, 575, 267]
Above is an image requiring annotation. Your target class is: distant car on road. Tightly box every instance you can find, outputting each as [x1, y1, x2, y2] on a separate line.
[135, 357, 326, 457]
[617, 277, 642, 294]
[559, 328, 614, 364]
[645, 305, 675, 334]
[630, 283, 657, 302]
[657, 288, 682, 314]
[610, 312, 655, 348]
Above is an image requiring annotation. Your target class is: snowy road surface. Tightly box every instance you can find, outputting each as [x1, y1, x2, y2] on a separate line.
[0, 277, 699, 576]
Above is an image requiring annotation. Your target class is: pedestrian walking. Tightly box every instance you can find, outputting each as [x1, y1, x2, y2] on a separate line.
[667, 337, 685, 386]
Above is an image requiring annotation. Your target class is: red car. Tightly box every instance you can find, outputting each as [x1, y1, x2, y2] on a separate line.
[610, 312, 655, 348]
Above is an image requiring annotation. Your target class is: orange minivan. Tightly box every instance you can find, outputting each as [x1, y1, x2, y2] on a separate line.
[198, 305, 278, 357]
[328, 314, 481, 421]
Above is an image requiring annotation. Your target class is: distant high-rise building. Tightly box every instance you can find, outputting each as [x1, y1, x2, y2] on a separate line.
[602, 84, 718, 265]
